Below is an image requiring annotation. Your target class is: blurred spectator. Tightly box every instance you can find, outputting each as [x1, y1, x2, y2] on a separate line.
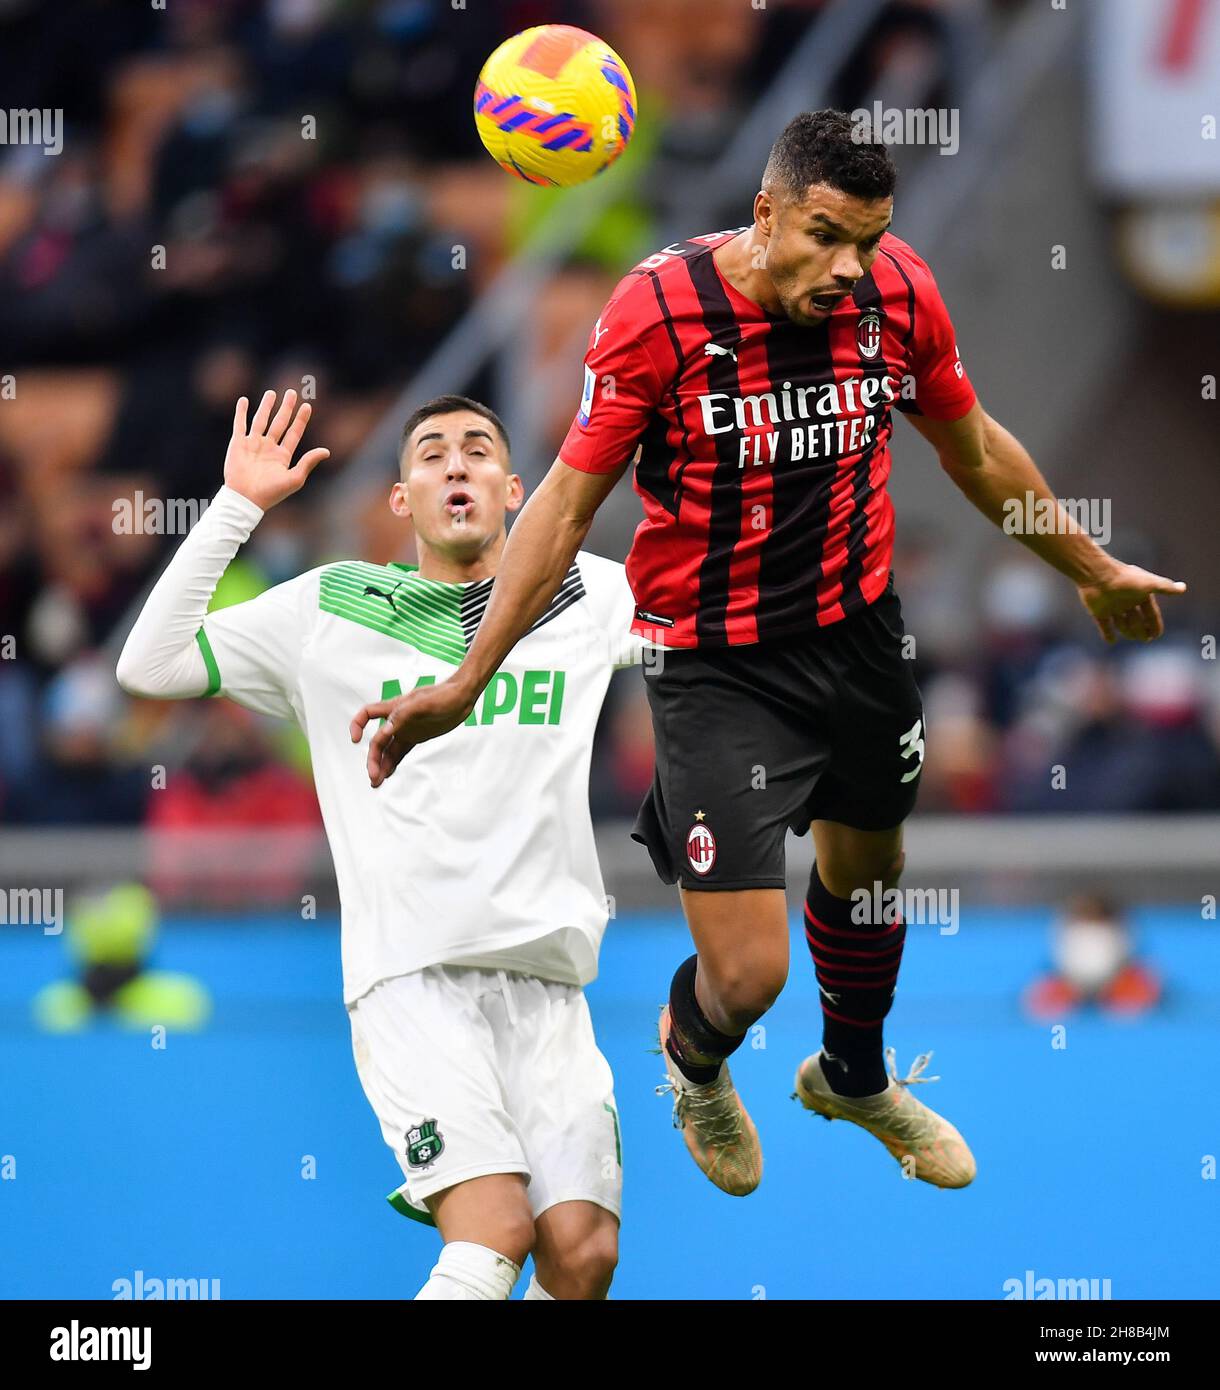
[1002, 645, 1220, 814]
[1022, 892, 1162, 1020]
[978, 560, 1068, 730]
[7, 654, 149, 824]
[145, 700, 322, 906]
[590, 669, 654, 818]
[31, 881, 211, 1032]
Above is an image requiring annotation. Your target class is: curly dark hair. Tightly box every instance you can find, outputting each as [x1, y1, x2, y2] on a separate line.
[763, 109, 897, 202]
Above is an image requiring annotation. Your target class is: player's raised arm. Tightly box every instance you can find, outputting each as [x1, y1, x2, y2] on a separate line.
[116, 389, 328, 700]
[905, 402, 1186, 643]
[350, 453, 627, 784]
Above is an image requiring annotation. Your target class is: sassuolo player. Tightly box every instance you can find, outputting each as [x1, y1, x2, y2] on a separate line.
[118, 389, 638, 1297]
[355, 111, 1186, 1197]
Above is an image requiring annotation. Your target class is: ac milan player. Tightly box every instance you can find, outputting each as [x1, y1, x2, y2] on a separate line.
[352, 111, 1186, 1197]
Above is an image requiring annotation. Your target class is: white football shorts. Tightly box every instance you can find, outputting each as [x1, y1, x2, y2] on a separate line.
[348, 964, 622, 1226]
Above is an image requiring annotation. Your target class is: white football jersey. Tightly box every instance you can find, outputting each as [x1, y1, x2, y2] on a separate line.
[198, 538, 641, 1004]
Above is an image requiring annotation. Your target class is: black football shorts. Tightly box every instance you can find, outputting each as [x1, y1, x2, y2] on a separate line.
[631, 579, 925, 891]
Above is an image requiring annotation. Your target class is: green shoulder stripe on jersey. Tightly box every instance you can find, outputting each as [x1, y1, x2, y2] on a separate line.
[604, 1101, 622, 1167]
[318, 562, 467, 664]
[195, 627, 221, 697]
[387, 1187, 437, 1228]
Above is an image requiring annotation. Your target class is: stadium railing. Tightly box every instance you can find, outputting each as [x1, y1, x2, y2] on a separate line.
[3, 818, 1215, 914]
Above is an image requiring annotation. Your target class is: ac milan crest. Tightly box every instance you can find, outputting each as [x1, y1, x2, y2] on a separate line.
[686, 820, 716, 875]
[856, 307, 883, 360]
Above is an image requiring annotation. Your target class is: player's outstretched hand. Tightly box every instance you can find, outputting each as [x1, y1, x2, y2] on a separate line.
[224, 389, 330, 510]
[1078, 562, 1187, 644]
[349, 680, 477, 787]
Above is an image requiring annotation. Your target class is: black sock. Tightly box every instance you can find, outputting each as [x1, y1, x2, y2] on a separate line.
[666, 954, 745, 1084]
[804, 866, 906, 1098]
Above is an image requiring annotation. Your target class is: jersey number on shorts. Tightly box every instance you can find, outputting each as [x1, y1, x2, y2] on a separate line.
[899, 718, 925, 784]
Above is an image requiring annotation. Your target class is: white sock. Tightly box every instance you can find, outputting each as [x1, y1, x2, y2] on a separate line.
[414, 1241, 521, 1300]
[523, 1274, 555, 1301]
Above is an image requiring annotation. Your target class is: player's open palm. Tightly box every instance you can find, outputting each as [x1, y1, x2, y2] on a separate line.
[1078, 562, 1187, 643]
[350, 681, 476, 787]
[224, 389, 330, 511]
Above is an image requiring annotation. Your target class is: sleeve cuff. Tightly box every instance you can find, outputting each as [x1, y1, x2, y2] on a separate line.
[212, 485, 266, 529]
[558, 448, 630, 477]
[195, 627, 221, 696]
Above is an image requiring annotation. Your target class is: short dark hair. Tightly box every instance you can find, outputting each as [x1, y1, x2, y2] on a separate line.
[763, 109, 897, 203]
[399, 394, 511, 469]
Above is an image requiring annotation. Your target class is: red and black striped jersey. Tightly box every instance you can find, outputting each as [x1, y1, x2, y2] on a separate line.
[559, 227, 976, 647]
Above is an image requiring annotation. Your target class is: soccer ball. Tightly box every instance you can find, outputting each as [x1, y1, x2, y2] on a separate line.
[474, 25, 637, 188]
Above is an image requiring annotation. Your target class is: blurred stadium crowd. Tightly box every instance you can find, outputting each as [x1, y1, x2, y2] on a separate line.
[2, 0, 1217, 839]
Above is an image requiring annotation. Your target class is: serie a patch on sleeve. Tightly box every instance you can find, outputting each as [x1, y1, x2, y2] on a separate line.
[578, 363, 596, 426]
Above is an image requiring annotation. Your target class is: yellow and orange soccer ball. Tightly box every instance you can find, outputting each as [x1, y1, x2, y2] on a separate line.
[474, 25, 637, 188]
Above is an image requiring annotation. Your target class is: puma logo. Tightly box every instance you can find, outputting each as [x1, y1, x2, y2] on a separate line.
[704, 342, 738, 362]
[363, 583, 403, 614]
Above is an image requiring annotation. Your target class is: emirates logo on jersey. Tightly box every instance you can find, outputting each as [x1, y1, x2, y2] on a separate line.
[857, 307, 883, 360]
[686, 819, 716, 875]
